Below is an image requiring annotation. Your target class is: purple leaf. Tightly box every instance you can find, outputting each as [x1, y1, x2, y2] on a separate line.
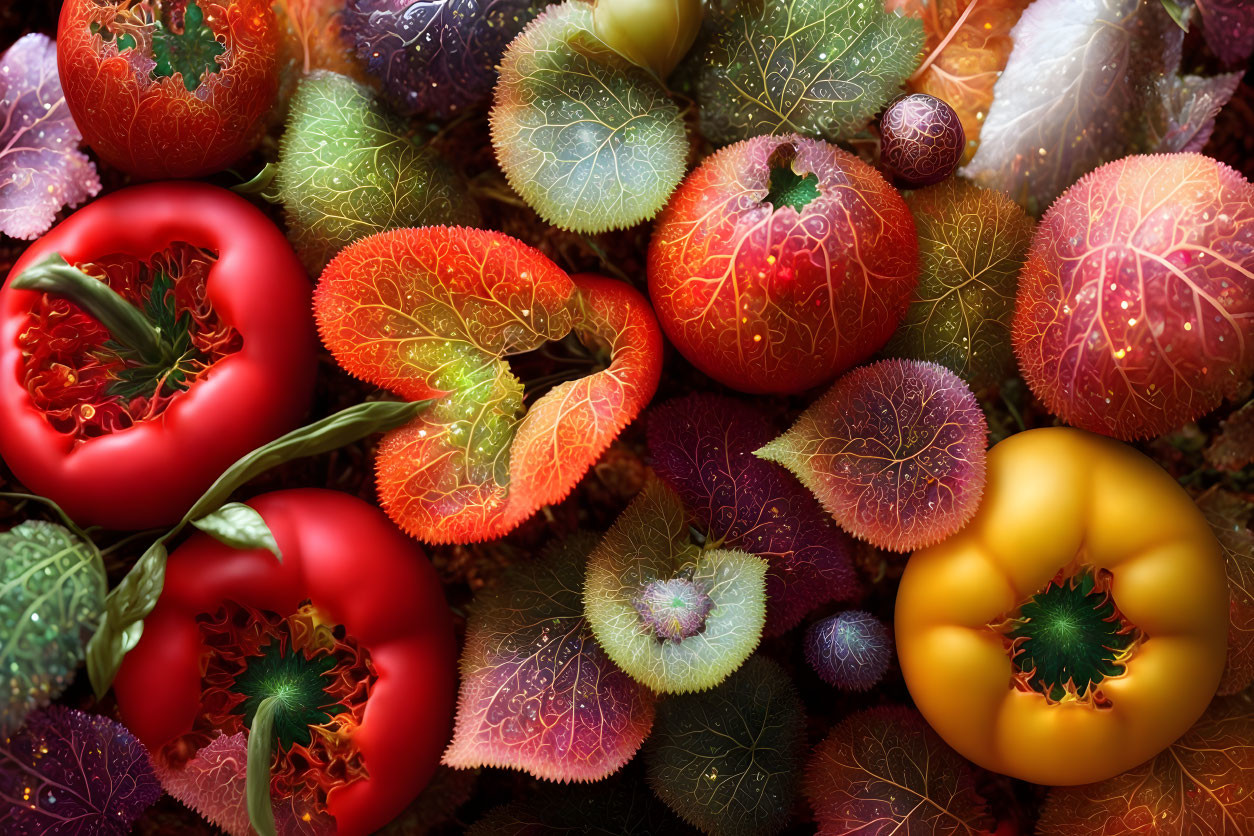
[647, 393, 861, 635]
[0, 34, 101, 241]
[0, 705, 161, 835]
[443, 533, 655, 782]
[1155, 71, 1242, 152]
[1196, 0, 1254, 65]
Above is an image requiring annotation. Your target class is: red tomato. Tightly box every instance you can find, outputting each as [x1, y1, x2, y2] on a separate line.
[115, 489, 458, 836]
[57, 0, 279, 178]
[0, 182, 317, 529]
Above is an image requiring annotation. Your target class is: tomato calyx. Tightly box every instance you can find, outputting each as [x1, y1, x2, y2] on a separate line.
[765, 143, 820, 212]
[991, 568, 1143, 707]
[171, 601, 374, 830]
[15, 244, 240, 442]
[87, 0, 225, 93]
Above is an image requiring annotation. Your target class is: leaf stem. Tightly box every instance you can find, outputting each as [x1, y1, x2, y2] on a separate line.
[246, 695, 280, 836]
[231, 162, 282, 203]
[12, 254, 166, 363]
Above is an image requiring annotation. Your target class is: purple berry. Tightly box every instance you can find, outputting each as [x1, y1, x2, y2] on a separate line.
[805, 610, 893, 690]
[880, 93, 965, 188]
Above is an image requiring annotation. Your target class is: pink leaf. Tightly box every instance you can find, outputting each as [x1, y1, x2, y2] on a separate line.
[0, 34, 101, 241]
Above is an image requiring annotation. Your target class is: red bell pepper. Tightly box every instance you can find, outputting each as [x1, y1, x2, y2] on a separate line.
[0, 182, 317, 530]
[114, 488, 457, 836]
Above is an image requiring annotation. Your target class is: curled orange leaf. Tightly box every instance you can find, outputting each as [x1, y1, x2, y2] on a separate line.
[314, 228, 661, 543]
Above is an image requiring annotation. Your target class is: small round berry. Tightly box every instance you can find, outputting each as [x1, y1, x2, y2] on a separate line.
[880, 94, 965, 188]
[805, 610, 893, 690]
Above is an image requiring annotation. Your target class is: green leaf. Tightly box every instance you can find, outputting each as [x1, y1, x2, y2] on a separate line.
[191, 502, 282, 560]
[491, 1, 689, 233]
[182, 398, 428, 523]
[0, 521, 106, 734]
[277, 71, 481, 275]
[86, 540, 166, 699]
[85, 398, 429, 698]
[246, 695, 280, 836]
[696, 0, 924, 144]
[151, 0, 225, 92]
[1160, 0, 1191, 29]
[583, 480, 767, 693]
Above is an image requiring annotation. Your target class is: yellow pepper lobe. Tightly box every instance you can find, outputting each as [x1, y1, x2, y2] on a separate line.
[895, 427, 1228, 786]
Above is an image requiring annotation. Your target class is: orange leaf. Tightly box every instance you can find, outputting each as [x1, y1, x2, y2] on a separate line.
[315, 230, 661, 543]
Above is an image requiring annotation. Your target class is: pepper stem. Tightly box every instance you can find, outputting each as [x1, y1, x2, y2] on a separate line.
[246, 695, 281, 836]
[12, 253, 166, 363]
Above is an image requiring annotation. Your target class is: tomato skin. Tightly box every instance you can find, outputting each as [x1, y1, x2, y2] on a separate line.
[57, 0, 279, 178]
[114, 489, 458, 836]
[895, 428, 1228, 786]
[0, 182, 317, 530]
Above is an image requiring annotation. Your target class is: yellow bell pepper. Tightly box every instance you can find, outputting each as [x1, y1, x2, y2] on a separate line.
[895, 427, 1228, 786]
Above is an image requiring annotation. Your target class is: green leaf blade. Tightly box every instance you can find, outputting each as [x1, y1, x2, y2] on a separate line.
[0, 521, 106, 733]
[491, 1, 689, 233]
[697, 0, 924, 144]
[191, 502, 282, 559]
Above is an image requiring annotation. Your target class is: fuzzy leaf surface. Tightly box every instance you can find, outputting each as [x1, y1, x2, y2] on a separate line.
[584, 480, 767, 693]
[0, 33, 101, 240]
[647, 393, 860, 634]
[804, 706, 993, 835]
[645, 656, 804, 836]
[0, 706, 161, 835]
[696, 0, 923, 144]
[491, 1, 688, 233]
[443, 534, 655, 781]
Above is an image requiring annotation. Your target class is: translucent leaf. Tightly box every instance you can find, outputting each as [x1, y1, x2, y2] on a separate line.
[491, 1, 688, 233]
[584, 480, 768, 693]
[1196, 0, 1254, 65]
[317, 229, 661, 543]
[881, 179, 1035, 390]
[647, 393, 861, 635]
[278, 71, 480, 275]
[963, 0, 1238, 215]
[346, 0, 544, 118]
[443, 534, 655, 782]
[0, 706, 161, 835]
[1038, 695, 1254, 835]
[757, 359, 988, 552]
[1152, 71, 1243, 154]
[0, 33, 101, 240]
[0, 521, 105, 734]
[696, 0, 923, 144]
[886, 0, 1031, 164]
[645, 656, 804, 836]
[1198, 489, 1254, 696]
[804, 706, 993, 835]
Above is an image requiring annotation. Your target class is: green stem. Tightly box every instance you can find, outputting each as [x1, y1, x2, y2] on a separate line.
[246, 695, 280, 836]
[231, 162, 282, 203]
[12, 254, 165, 363]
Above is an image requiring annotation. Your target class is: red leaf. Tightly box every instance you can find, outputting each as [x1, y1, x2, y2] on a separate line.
[1038, 695, 1254, 835]
[804, 705, 994, 835]
[0, 34, 101, 240]
[1198, 489, 1254, 696]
